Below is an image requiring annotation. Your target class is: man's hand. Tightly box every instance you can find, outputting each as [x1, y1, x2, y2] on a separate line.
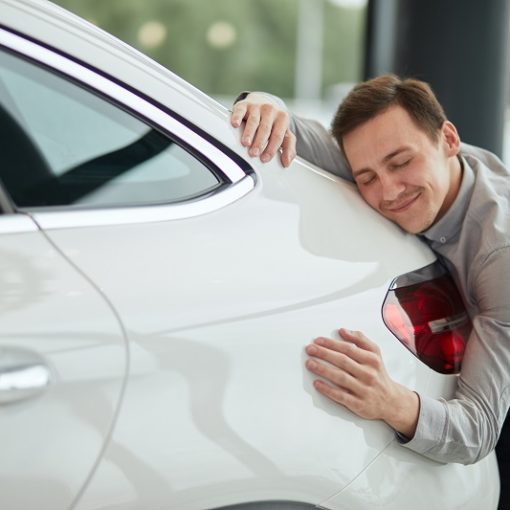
[230, 92, 296, 167]
[305, 328, 420, 439]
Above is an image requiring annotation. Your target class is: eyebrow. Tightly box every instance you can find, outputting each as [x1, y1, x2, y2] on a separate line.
[352, 146, 412, 179]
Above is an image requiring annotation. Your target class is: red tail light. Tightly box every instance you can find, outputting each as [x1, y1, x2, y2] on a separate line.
[382, 262, 471, 374]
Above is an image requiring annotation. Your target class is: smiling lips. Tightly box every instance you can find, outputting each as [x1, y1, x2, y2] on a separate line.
[382, 191, 422, 214]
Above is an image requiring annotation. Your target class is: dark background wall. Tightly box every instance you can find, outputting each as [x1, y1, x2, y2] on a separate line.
[364, 0, 510, 157]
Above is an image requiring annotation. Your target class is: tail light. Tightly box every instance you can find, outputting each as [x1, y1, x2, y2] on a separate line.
[382, 261, 471, 374]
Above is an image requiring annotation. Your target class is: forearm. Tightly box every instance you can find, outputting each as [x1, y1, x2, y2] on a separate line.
[399, 390, 501, 465]
[402, 285, 510, 465]
[289, 114, 353, 181]
[306, 328, 504, 465]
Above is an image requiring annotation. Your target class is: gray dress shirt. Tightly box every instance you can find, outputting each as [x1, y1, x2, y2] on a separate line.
[289, 115, 510, 465]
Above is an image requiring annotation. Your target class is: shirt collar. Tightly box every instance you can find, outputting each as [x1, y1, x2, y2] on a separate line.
[421, 155, 475, 245]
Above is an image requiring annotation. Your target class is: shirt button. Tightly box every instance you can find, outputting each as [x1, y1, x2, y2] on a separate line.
[440, 236, 447, 243]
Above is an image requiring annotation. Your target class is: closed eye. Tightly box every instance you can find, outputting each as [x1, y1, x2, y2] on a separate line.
[391, 158, 412, 170]
[358, 174, 375, 186]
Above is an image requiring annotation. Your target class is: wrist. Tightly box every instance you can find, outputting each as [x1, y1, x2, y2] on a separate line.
[383, 384, 420, 439]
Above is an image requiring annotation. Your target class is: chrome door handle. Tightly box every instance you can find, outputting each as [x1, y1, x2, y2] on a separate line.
[0, 347, 52, 404]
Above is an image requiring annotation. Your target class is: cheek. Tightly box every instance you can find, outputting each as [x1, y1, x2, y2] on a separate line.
[358, 187, 379, 210]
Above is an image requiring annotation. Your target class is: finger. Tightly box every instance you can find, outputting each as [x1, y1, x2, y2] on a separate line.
[305, 358, 364, 395]
[308, 341, 381, 385]
[280, 130, 296, 167]
[260, 113, 288, 163]
[305, 342, 361, 377]
[312, 336, 372, 365]
[313, 378, 359, 411]
[249, 105, 276, 157]
[338, 328, 381, 355]
[230, 102, 248, 128]
[308, 341, 383, 388]
[241, 107, 262, 147]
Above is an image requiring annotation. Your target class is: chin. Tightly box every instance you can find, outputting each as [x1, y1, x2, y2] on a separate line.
[403, 218, 435, 234]
[391, 216, 427, 234]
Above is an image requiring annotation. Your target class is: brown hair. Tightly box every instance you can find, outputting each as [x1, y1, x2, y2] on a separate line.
[331, 74, 447, 154]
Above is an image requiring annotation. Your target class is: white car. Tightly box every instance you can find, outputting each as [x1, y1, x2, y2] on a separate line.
[0, 1, 499, 509]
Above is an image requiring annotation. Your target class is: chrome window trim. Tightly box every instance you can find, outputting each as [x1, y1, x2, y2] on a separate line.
[0, 27, 247, 185]
[29, 175, 255, 229]
[0, 214, 38, 233]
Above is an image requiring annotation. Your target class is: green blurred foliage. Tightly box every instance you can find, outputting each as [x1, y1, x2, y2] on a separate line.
[52, 0, 365, 97]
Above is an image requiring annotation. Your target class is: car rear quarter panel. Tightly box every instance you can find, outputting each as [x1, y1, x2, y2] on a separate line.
[40, 159, 450, 510]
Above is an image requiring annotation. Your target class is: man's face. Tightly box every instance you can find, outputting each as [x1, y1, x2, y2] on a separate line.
[343, 105, 462, 234]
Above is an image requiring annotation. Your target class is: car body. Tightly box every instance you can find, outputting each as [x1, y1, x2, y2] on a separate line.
[0, 1, 500, 509]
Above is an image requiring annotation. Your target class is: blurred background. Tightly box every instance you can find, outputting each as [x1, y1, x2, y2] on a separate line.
[51, 0, 365, 122]
[52, 0, 510, 164]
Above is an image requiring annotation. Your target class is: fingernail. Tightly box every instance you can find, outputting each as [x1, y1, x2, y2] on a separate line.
[306, 344, 318, 355]
[261, 154, 270, 162]
[243, 137, 251, 146]
[251, 148, 260, 157]
[306, 359, 317, 370]
[313, 380, 321, 388]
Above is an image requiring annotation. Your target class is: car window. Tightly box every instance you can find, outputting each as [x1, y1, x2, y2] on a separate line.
[0, 47, 221, 209]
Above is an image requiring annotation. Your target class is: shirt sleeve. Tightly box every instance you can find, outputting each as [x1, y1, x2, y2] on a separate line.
[401, 246, 510, 464]
[288, 115, 353, 181]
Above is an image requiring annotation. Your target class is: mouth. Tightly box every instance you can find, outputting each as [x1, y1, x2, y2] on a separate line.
[384, 192, 421, 214]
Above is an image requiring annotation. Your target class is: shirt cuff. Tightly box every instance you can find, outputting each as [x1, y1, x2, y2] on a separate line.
[396, 393, 448, 455]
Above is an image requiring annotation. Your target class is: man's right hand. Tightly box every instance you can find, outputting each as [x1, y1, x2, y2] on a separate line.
[230, 92, 297, 167]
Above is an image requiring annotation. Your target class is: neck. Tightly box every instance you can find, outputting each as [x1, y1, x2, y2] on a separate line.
[437, 154, 463, 220]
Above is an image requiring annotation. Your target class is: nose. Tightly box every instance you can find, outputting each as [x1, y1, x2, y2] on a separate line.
[379, 172, 405, 202]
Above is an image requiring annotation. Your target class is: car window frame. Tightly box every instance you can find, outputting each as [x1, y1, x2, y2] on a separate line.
[0, 26, 256, 229]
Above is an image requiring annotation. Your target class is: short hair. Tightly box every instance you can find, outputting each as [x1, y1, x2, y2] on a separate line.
[331, 74, 447, 155]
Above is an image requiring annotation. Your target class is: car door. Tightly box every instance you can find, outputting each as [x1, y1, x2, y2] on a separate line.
[0, 215, 127, 510]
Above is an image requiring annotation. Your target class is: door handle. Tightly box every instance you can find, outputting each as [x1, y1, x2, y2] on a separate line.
[0, 347, 52, 405]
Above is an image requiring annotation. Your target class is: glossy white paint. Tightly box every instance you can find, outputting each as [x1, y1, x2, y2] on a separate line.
[46, 160, 434, 509]
[0, 1, 500, 509]
[0, 217, 127, 510]
[323, 440, 500, 509]
[0, 214, 38, 233]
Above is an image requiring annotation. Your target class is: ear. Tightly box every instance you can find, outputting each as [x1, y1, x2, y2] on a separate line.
[440, 121, 461, 157]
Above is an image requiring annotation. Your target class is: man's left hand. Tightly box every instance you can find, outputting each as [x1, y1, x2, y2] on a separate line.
[305, 328, 420, 438]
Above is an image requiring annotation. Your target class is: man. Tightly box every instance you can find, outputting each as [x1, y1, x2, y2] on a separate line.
[231, 75, 510, 506]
